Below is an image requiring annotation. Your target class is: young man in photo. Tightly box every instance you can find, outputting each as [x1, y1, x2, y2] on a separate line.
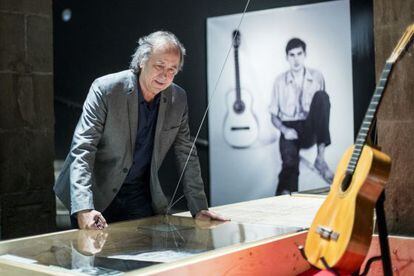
[269, 38, 334, 195]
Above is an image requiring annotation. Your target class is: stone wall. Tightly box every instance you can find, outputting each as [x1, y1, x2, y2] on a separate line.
[374, 0, 414, 235]
[0, 0, 55, 239]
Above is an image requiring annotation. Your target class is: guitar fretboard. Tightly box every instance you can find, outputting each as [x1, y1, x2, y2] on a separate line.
[234, 42, 241, 102]
[346, 62, 394, 173]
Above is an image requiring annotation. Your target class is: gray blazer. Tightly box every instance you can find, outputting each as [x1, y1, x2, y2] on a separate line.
[54, 70, 208, 216]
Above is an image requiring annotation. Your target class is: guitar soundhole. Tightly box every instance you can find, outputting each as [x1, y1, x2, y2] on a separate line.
[341, 172, 353, 192]
[233, 100, 245, 114]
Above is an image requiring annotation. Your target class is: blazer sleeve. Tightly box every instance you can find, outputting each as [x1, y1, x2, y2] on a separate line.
[69, 80, 107, 215]
[172, 93, 208, 216]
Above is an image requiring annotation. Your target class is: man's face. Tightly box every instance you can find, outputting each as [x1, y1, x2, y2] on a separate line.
[139, 46, 180, 96]
[286, 47, 306, 72]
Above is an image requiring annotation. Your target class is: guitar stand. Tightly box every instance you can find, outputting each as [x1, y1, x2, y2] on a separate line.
[298, 245, 340, 275]
[361, 191, 393, 276]
[297, 191, 393, 276]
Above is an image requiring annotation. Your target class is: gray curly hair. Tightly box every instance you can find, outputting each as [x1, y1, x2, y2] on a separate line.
[130, 31, 186, 73]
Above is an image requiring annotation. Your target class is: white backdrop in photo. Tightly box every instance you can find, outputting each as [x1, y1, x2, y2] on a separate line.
[207, 0, 354, 206]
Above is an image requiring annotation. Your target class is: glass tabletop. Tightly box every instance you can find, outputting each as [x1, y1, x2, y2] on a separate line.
[0, 215, 303, 275]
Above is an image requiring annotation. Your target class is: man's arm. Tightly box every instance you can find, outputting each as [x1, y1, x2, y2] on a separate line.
[172, 103, 229, 221]
[269, 78, 298, 140]
[70, 80, 108, 227]
[271, 114, 298, 140]
[172, 98, 209, 217]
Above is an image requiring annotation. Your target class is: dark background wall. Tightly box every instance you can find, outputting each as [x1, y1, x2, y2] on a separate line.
[53, 0, 375, 211]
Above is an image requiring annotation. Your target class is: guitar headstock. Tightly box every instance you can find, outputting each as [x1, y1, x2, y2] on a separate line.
[388, 23, 414, 63]
[232, 30, 241, 49]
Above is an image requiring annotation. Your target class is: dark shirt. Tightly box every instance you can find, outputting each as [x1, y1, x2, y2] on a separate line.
[123, 86, 160, 186]
[113, 83, 160, 217]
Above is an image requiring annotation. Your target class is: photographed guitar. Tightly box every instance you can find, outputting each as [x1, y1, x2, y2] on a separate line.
[304, 24, 414, 274]
[223, 30, 259, 148]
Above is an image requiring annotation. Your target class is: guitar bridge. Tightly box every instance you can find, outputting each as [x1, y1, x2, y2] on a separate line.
[316, 226, 340, 241]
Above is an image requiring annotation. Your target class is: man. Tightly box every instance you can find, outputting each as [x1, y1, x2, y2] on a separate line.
[55, 31, 227, 229]
[269, 38, 334, 195]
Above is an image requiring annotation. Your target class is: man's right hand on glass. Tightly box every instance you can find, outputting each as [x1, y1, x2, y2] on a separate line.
[283, 127, 298, 140]
[77, 209, 108, 230]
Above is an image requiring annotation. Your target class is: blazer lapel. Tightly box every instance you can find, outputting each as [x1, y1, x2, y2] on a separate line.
[127, 71, 138, 156]
[152, 86, 171, 169]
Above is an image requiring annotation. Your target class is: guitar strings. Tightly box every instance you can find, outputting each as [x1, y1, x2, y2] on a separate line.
[165, 0, 252, 215]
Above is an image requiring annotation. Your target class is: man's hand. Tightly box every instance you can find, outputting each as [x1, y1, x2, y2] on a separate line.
[195, 210, 230, 221]
[282, 127, 298, 140]
[77, 210, 108, 230]
[271, 115, 298, 140]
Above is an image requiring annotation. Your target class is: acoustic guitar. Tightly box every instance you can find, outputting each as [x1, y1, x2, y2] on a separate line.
[223, 30, 259, 148]
[304, 24, 414, 274]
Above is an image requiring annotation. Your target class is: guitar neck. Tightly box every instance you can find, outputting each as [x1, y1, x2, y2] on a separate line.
[346, 62, 394, 173]
[234, 47, 242, 102]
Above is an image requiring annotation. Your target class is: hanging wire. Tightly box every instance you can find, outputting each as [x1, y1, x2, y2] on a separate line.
[165, 0, 252, 215]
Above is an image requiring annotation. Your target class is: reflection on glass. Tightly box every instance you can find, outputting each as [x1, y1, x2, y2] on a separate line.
[0, 215, 303, 274]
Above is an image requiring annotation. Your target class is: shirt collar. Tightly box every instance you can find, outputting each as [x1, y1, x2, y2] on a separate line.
[137, 83, 161, 107]
[286, 67, 313, 84]
[304, 68, 314, 81]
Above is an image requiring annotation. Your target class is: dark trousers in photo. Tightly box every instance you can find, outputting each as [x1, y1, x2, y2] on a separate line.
[276, 90, 331, 195]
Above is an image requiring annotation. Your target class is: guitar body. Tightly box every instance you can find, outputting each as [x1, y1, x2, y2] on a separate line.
[223, 88, 258, 148]
[303, 23, 414, 274]
[304, 145, 391, 273]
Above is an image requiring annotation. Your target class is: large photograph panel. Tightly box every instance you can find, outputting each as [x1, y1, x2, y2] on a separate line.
[207, 0, 354, 205]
